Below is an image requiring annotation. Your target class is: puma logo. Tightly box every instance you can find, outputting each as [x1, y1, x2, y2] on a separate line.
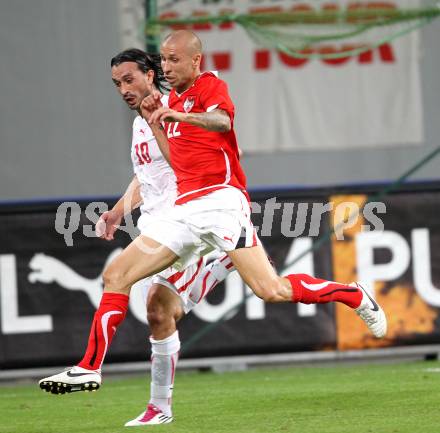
[28, 249, 123, 308]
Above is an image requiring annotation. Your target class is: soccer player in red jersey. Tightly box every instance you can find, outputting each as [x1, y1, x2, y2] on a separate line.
[38, 31, 386, 426]
[39, 48, 234, 426]
[140, 30, 384, 342]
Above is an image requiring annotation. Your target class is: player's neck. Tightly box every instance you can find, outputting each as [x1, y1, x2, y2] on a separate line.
[175, 73, 200, 95]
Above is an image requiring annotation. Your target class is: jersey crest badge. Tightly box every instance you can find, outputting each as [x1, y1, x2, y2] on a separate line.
[183, 97, 195, 113]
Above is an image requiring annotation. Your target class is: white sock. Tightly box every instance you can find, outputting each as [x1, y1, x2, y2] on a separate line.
[208, 254, 234, 285]
[189, 255, 235, 304]
[149, 330, 180, 417]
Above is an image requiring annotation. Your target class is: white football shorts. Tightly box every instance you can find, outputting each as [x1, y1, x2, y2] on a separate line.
[134, 254, 234, 314]
[137, 187, 258, 270]
[133, 257, 202, 314]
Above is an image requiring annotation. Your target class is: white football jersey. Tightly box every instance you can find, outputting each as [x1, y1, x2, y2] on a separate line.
[131, 98, 177, 216]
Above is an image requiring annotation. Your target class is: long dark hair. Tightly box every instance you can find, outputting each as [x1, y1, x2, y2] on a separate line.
[111, 48, 169, 93]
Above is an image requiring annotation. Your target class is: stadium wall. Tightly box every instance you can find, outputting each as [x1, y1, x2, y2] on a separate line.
[1, 181, 439, 369]
[242, 18, 440, 187]
[0, 2, 439, 200]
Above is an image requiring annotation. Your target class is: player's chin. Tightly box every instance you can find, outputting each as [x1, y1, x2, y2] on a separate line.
[125, 99, 139, 110]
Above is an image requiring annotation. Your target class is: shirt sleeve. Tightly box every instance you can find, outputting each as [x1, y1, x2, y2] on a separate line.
[199, 77, 235, 120]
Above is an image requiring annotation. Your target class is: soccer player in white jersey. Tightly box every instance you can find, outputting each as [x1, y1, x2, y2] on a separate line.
[39, 49, 234, 426]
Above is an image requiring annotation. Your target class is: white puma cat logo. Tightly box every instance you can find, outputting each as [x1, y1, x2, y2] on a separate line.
[28, 249, 123, 308]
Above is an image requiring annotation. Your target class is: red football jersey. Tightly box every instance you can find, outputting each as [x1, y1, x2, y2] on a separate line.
[166, 72, 248, 204]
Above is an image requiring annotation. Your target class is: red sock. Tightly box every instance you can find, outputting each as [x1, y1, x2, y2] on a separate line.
[286, 274, 362, 308]
[78, 292, 129, 370]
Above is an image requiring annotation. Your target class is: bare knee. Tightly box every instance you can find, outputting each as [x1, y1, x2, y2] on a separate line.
[147, 307, 170, 329]
[102, 266, 130, 294]
[147, 306, 179, 338]
[147, 301, 175, 328]
[147, 285, 184, 337]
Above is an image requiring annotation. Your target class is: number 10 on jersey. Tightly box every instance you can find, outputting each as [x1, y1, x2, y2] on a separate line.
[135, 142, 152, 165]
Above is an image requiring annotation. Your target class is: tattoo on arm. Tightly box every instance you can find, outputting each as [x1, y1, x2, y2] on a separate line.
[185, 109, 231, 132]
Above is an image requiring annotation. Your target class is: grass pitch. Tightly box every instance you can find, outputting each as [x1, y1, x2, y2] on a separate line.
[1, 360, 440, 433]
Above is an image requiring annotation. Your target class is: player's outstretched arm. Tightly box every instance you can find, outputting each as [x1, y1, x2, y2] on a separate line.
[147, 106, 231, 133]
[96, 176, 142, 240]
[182, 109, 231, 132]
